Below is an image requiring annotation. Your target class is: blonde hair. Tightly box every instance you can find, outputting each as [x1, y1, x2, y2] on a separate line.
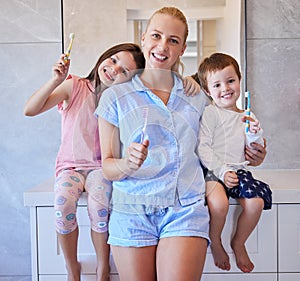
[145, 7, 189, 75]
[147, 7, 189, 43]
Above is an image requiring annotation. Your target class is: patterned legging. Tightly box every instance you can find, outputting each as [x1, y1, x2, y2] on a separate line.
[54, 169, 112, 234]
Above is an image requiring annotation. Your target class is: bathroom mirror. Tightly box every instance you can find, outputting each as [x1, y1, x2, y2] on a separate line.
[63, 0, 243, 80]
[126, 0, 243, 76]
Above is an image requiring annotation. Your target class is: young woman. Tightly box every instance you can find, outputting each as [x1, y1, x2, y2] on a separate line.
[24, 40, 200, 281]
[96, 7, 210, 281]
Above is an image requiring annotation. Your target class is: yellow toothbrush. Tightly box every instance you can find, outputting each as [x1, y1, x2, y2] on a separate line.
[64, 33, 75, 62]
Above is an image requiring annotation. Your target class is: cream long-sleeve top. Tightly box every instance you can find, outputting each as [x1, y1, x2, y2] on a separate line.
[197, 104, 264, 182]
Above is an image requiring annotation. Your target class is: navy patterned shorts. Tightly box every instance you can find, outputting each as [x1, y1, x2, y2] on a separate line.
[204, 169, 272, 210]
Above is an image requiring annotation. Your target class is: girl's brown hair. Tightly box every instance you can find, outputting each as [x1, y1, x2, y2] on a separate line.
[85, 43, 145, 96]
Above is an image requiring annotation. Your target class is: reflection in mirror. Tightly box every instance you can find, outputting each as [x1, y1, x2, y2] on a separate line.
[62, 0, 242, 82]
[127, 1, 242, 77]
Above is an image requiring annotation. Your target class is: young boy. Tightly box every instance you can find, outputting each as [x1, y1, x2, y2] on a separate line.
[197, 53, 272, 273]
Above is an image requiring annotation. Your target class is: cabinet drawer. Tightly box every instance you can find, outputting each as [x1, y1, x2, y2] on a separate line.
[278, 205, 300, 272]
[204, 204, 277, 273]
[202, 273, 277, 281]
[37, 206, 117, 274]
[39, 274, 120, 281]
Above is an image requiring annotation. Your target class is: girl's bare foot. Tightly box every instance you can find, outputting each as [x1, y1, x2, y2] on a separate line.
[210, 243, 231, 271]
[231, 240, 254, 273]
[66, 261, 81, 281]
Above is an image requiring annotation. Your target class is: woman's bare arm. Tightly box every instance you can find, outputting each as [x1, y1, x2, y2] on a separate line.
[98, 117, 149, 181]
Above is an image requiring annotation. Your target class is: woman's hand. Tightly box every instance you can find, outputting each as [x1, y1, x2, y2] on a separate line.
[245, 138, 267, 166]
[125, 139, 149, 172]
[183, 76, 201, 96]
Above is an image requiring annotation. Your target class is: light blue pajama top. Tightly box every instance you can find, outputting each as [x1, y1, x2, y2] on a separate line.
[95, 73, 209, 210]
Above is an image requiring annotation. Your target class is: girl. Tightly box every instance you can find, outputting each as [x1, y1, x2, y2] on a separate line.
[96, 7, 210, 281]
[24, 43, 145, 281]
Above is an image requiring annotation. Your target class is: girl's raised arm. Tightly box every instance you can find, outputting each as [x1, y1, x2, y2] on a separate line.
[24, 54, 72, 116]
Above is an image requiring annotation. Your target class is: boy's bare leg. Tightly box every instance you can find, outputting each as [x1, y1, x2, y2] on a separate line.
[206, 181, 230, 271]
[231, 197, 264, 273]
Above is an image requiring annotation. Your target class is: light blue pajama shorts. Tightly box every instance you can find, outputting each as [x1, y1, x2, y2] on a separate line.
[108, 198, 210, 247]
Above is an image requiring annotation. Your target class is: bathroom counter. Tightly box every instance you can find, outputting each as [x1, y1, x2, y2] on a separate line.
[24, 169, 300, 281]
[252, 169, 300, 203]
[24, 169, 300, 206]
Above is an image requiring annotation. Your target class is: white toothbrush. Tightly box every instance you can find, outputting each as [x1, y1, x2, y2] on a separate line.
[140, 107, 148, 143]
[64, 33, 75, 62]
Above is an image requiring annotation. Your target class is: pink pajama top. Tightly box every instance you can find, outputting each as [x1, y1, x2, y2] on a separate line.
[55, 75, 101, 176]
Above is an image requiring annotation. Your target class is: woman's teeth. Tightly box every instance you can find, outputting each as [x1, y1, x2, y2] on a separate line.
[153, 53, 167, 61]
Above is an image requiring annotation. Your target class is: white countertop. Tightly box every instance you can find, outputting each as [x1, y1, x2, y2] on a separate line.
[24, 169, 300, 206]
[251, 169, 300, 203]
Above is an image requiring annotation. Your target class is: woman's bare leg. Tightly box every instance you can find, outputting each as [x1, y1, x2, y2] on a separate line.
[111, 245, 157, 281]
[231, 197, 264, 273]
[206, 181, 230, 270]
[57, 228, 81, 281]
[157, 236, 207, 281]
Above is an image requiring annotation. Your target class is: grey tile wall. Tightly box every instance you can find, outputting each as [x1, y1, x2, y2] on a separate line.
[247, 0, 300, 39]
[246, 0, 300, 168]
[0, 0, 61, 278]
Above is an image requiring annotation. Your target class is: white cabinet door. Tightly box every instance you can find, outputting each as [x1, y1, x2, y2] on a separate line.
[203, 204, 277, 273]
[202, 273, 277, 281]
[37, 206, 117, 275]
[278, 205, 300, 272]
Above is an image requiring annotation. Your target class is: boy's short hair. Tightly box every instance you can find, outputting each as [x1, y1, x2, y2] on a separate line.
[197, 53, 241, 93]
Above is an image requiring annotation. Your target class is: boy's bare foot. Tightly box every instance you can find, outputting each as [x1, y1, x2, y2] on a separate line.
[210, 243, 231, 271]
[66, 261, 81, 281]
[231, 241, 254, 273]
